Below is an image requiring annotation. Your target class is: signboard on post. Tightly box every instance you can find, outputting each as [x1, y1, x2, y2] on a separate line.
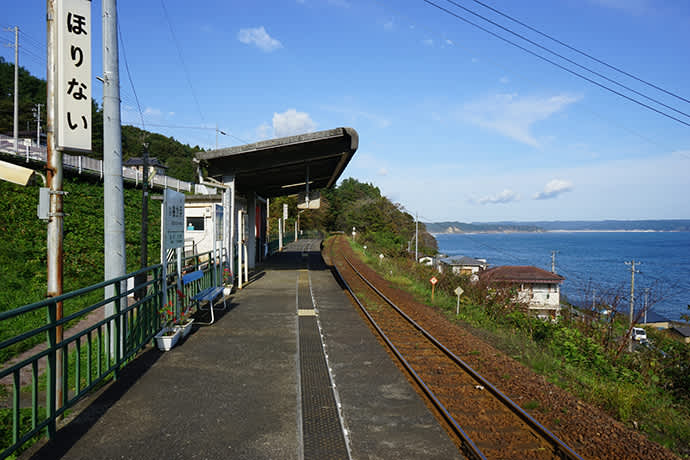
[163, 189, 185, 251]
[56, 0, 92, 152]
[430, 276, 438, 302]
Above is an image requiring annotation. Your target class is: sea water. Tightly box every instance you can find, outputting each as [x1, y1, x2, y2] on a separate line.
[435, 232, 690, 321]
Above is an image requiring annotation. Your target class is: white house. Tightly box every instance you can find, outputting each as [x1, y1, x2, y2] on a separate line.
[479, 266, 565, 320]
[438, 256, 488, 275]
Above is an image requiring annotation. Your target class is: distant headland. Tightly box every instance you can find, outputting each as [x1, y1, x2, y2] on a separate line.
[425, 220, 690, 234]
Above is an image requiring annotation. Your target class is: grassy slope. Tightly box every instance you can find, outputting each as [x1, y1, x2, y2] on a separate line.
[0, 177, 161, 361]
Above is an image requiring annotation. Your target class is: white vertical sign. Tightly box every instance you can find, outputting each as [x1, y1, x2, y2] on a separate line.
[163, 189, 185, 251]
[56, 0, 92, 152]
[283, 203, 288, 221]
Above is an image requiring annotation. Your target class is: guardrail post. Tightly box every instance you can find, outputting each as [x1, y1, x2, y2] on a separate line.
[114, 281, 121, 380]
[46, 300, 57, 439]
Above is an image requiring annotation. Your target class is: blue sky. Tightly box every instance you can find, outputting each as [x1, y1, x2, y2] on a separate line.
[2, 0, 690, 222]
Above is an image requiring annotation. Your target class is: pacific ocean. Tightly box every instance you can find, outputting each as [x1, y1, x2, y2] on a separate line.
[435, 231, 690, 321]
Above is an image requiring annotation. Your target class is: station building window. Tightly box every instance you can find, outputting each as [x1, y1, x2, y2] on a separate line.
[187, 217, 204, 231]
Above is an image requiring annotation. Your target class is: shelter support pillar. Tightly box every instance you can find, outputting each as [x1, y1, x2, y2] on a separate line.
[222, 175, 235, 285]
[248, 193, 257, 269]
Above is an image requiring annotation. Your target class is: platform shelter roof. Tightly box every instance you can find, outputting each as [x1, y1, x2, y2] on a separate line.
[195, 127, 358, 198]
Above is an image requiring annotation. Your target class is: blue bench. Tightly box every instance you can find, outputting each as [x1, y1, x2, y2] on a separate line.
[181, 269, 227, 325]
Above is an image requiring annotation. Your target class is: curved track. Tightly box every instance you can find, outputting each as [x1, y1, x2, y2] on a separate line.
[327, 242, 583, 460]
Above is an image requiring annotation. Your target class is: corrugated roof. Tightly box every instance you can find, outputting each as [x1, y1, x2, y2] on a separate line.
[196, 127, 358, 198]
[480, 266, 565, 284]
[440, 256, 486, 266]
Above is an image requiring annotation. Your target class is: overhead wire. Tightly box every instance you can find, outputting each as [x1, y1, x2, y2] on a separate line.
[159, 0, 206, 124]
[441, 0, 690, 120]
[464, 0, 690, 105]
[374, 0, 685, 158]
[422, 0, 690, 128]
[117, 14, 146, 133]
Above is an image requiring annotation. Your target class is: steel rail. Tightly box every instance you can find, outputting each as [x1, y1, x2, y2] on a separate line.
[328, 250, 486, 460]
[342, 254, 584, 460]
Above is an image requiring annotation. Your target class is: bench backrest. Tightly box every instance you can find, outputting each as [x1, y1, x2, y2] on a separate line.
[182, 269, 204, 285]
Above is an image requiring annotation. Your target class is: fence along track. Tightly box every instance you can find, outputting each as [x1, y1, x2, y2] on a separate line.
[329, 246, 583, 460]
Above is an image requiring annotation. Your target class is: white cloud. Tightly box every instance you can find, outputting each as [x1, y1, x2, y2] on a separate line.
[256, 123, 271, 140]
[144, 107, 162, 117]
[445, 39, 454, 46]
[320, 104, 391, 129]
[378, 168, 388, 176]
[499, 76, 510, 84]
[460, 92, 581, 147]
[238, 27, 283, 52]
[477, 189, 520, 205]
[422, 38, 433, 46]
[384, 19, 394, 31]
[534, 179, 573, 200]
[272, 109, 317, 137]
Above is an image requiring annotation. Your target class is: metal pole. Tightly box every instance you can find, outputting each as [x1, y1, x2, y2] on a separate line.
[415, 212, 418, 262]
[46, 0, 64, 413]
[237, 210, 243, 289]
[625, 260, 639, 352]
[13, 26, 19, 153]
[278, 217, 283, 251]
[644, 288, 649, 324]
[103, 0, 126, 357]
[135, 145, 149, 300]
[35, 103, 42, 147]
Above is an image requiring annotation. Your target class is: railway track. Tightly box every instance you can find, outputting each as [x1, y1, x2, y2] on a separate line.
[328, 244, 584, 460]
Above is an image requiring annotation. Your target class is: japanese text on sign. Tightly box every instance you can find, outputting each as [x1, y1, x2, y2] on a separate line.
[57, 0, 92, 152]
[163, 189, 185, 251]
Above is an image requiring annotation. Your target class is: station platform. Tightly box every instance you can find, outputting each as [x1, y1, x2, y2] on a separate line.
[25, 240, 463, 460]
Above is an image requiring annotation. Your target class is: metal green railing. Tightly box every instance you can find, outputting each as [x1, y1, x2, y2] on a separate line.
[0, 265, 163, 458]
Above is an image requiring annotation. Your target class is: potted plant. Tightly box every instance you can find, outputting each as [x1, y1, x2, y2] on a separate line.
[222, 266, 233, 296]
[155, 302, 181, 351]
[172, 289, 195, 338]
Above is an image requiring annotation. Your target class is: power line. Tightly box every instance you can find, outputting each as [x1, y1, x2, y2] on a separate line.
[123, 122, 249, 144]
[441, 0, 690, 121]
[463, 0, 690, 105]
[422, 0, 690, 128]
[375, 0, 683, 157]
[117, 13, 146, 132]
[159, 0, 206, 124]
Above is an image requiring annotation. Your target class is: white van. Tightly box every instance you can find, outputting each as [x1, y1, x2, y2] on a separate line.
[632, 327, 647, 342]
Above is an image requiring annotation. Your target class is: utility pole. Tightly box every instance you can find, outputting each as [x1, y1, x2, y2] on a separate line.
[33, 103, 43, 146]
[625, 260, 641, 352]
[643, 288, 650, 324]
[592, 289, 596, 311]
[415, 212, 419, 262]
[135, 143, 149, 300]
[6, 26, 19, 153]
[215, 124, 226, 149]
[103, 0, 126, 357]
[551, 250, 558, 273]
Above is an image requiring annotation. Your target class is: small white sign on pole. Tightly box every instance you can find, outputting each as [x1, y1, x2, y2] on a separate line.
[163, 189, 185, 251]
[56, 0, 92, 152]
[283, 203, 288, 221]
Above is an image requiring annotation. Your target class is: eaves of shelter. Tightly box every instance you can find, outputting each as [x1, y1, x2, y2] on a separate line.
[194, 127, 358, 198]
